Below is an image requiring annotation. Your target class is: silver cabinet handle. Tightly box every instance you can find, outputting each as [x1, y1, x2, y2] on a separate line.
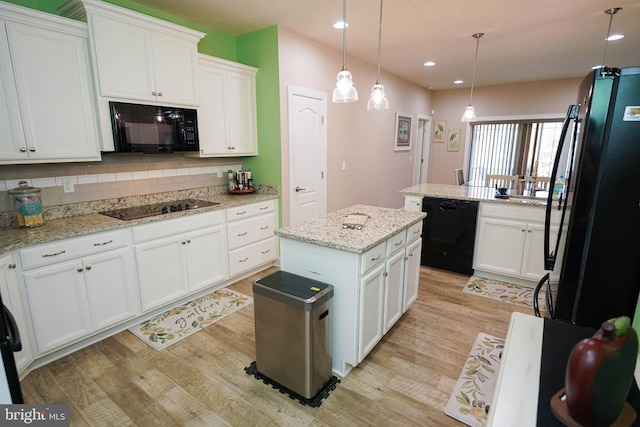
[157, 92, 163, 96]
[295, 186, 306, 192]
[42, 250, 66, 258]
[259, 206, 269, 210]
[85, 265, 92, 270]
[239, 257, 249, 263]
[383, 272, 388, 277]
[20, 147, 27, 152]
[93, 240, 113, 246]
[236, 210, 247, 216]
[261, 249, 270, 254]
[371, 255, 381, 261]
[227, 146, 236, 150]
[152, 91, 157, 96]
[29, 147, 36, 152]
[260, 226, 270, 230]
[237, 232, 248, 236]
[8, 263, 16, 269]
[77, 267, 83, 272]
[395, 240, 404, 247]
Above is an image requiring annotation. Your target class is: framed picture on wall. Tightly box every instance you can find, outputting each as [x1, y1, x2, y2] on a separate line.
[433, 120, 446, 143]
[447, 128, 461, 152]
[395, 113, 412, 151]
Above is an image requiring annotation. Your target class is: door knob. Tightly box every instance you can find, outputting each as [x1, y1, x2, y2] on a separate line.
[295, 186, 306, 192]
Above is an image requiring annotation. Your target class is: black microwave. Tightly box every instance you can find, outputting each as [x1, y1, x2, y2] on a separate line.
[109, 101, 199, 153]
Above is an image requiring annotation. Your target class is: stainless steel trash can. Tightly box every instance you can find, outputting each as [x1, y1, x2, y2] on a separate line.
[253, 270, 333, 399]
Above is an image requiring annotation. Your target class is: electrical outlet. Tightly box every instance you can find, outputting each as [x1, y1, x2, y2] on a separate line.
[62, 178, 75, 193]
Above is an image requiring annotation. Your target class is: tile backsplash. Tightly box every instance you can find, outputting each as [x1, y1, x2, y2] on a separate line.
[0, 154, 243, 214]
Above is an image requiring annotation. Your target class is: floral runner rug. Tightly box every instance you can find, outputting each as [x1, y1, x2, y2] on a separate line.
[444, 333, 505, 426]
[129, 288, 252, 350]
[463, 276, 552, 311]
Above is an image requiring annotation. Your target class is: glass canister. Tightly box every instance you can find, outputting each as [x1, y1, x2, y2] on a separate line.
[8, 181, 45, 228]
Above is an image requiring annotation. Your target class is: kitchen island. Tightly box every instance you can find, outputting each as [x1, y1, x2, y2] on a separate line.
[398, 183, 565, 287]
[275, 205, 425, 377]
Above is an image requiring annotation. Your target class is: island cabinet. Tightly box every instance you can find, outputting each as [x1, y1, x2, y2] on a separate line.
[0, 2, 101, 164]
[473, 203, 565, 285]
[132, 210, 228, 311]
[19, 229, 139, 355]
[0, 253, 32, 373]
[60, 0, 205, 106]
[194, 55, 259, 157]
[276, 205, 425, 377]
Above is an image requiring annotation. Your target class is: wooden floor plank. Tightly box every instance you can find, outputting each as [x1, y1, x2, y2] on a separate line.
[20, 266, 533, 426]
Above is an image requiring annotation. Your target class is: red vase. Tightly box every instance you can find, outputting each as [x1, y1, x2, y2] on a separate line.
[565, 316, 638, 426]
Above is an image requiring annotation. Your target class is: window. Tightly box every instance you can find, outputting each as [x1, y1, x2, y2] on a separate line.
[467, 119, 564, 186]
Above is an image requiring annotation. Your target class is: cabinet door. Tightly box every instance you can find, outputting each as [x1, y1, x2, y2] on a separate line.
[24, 260, 91, 354]
[474, 217, 527, 277]
[358, 263, 385, 363]
[383, 250, 405, 333]
[520, 223, 560, 281]
[90, 15, 156, 102]
[197, 63, 229, 155]
[83, 248, 140, 330]
[226, 70, 258, 155]
[135, 235, 188, 311]
[184, 225, 228, 292]
[5, 21, 100, 162]
[0, 21, 27, 161]
[403, 238, 422, 312]
[152, 33, 198, 106]
[0, 254, 31, 371]
[404, 196, 423, 212]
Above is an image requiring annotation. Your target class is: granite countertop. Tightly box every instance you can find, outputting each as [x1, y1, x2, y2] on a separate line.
[275, 205, 426, 254]
[398, 183, 554, 208]
[1, 192, 278, 254]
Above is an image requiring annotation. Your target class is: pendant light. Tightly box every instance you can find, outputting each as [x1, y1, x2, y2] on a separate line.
[461, 33, 484, 122]
[367, 0, 388, 110]
[332, 0, 358, 103]
[599, 7, 622, 70]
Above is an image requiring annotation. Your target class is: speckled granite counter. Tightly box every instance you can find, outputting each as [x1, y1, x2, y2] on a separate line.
[398, 183, 552, 207]
[0, 191, 278, 254]
[275, 205, 426, 254]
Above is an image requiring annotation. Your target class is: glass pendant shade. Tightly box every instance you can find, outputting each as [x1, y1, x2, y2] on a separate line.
[332, 69, 358, 103]
[367, 83, 388, 110]
[461, 105, 476, 122]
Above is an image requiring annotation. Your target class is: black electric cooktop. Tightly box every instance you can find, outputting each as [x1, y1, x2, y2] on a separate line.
[100, 199, 220, 220]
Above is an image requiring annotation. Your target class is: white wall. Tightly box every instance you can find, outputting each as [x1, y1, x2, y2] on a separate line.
[277, 26, 432, 225]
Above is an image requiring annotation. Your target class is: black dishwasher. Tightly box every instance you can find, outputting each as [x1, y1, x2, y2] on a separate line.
[421, 197, 479, 275]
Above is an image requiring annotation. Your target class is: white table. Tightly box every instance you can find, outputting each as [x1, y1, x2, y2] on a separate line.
[487, 312, 640, 427]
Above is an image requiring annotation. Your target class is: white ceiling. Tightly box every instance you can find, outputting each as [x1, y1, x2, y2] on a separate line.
[131, 0, 639, 90]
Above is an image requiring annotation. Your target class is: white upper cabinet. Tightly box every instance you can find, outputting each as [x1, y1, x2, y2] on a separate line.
[0, 2, 101, 164]
[59, 0, 204, 106]
[195, 54, 259, 157]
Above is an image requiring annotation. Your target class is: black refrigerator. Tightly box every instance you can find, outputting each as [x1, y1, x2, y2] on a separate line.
[0, 290, 23, 404]
[539, 66, 640, 329]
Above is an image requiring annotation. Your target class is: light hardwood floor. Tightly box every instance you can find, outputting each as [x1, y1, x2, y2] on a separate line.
[20, 266, 532, 426]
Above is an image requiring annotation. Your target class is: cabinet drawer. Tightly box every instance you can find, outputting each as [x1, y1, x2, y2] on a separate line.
[386, 232, 406, 256]
[226, 200, 275, 222]
[407, 221, 423, 243]
[361, 242, 386, 274]
[229, 237, 277, 277]
[227, 212, 275, 250]
[132, 210, 225, 243]
[19, 229, 130, 270]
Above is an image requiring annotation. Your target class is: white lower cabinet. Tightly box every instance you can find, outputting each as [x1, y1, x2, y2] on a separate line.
[474, 203, 564, 284]
[133, 211, 228, 311]
[0, 253, 32, 373]
[279, 219, 423, 377]
[23, 243, 139, 355]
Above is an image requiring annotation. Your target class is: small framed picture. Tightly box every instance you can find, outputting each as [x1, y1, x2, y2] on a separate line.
[433, 120, 446, 143]
[447, 128, 461, 152]
[395, 113, 412, 151]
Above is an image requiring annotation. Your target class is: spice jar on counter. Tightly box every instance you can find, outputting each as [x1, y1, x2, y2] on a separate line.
[8, 181, 45, 228]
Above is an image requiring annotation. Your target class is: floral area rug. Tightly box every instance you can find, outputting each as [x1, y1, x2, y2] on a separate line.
[129, 288, 252, 350]
[444, 333, 505, 426]
[463, 276, 552, 311]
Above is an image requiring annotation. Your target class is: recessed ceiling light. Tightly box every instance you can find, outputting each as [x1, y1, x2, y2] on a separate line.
[333, 21, 349, 29]
[423, 61, 436, 67]
[606, 34, 624, 41]
[454, 80, 463, 84]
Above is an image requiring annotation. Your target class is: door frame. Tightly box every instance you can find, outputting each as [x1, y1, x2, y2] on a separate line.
[413, 114, 432, 185]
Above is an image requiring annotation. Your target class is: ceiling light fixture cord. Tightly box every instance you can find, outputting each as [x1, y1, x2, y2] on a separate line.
[342, 0, 347, 70]
[600, 7, 622, 69]
[468, 32, 484, 107]
[375, 0, 383, 84]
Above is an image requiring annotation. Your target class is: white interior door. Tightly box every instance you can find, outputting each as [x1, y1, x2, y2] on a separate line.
[288, 86, 327, 225]
[413, 114, 431, 184]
